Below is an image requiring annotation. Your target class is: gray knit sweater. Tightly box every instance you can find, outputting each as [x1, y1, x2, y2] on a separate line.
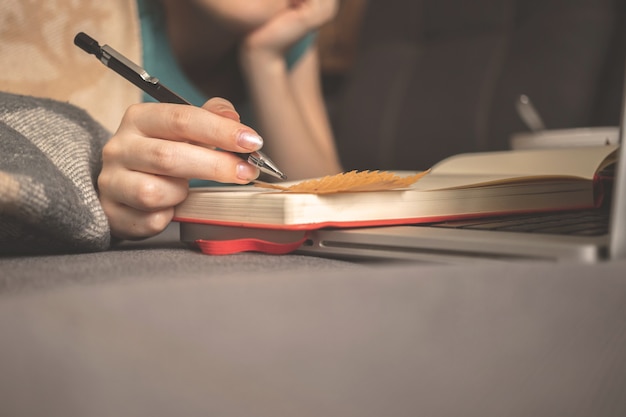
[0, 92, 111, 255]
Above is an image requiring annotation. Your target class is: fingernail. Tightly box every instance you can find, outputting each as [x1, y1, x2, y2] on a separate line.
[237, 131, 263, 151]
[237, 161, 260, 181]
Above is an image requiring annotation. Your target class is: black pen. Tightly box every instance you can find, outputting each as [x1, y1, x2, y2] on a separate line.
[74, 32, 286, 180]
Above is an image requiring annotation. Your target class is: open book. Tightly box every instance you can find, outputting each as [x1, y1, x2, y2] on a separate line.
[174, 145, 618, 231]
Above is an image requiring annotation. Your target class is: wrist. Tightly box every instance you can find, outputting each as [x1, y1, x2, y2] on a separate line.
[239, 44, 287, 78]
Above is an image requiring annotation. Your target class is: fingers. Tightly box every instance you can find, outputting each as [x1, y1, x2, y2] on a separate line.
[120, 101, 262, 153]
[111, 99, 262, 182]
[99, 160, 258, 239]
[99, 170, 189, 212]
[202, 97, 241, 122]
[243, 0, 337, 54]
[100, 99, 263, 239]
[102, 200, 175, 241]
[289, 0, 338, 28]
[102, 135, 260, 184]
[98, 170, 182, 239]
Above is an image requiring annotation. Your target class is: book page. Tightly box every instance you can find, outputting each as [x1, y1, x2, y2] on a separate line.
[414, 173, 592, 191]
[423, 145, 618, 189]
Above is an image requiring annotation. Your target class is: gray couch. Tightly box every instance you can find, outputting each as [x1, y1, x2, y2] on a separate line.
[2, 236, 626, 416]
[2, 0, 626, 415]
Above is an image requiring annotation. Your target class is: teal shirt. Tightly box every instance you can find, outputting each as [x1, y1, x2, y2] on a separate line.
[136, 0, 314, 186]
[137, 0, 315, 110]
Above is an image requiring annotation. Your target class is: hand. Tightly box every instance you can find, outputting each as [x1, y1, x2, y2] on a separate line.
[98, 98, 263, 240]
[242, 0, 338, 58]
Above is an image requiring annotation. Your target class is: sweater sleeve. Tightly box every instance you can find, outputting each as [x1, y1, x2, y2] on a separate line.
[0, 92, 111, 255]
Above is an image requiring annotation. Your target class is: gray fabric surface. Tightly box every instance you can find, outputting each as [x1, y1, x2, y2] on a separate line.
[0, 92, 110, 254]
[0, 223, 364, 295]
[1, 256, 626, 416]
[0, 244, 363, 296]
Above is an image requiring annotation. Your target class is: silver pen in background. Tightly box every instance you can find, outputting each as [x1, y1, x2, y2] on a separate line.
[515, 94, 546, 132]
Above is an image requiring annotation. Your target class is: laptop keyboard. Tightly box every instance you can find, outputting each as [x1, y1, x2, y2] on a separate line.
[418, 210, 609, 236]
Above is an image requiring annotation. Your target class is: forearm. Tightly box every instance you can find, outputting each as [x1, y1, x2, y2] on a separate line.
[240, 46, 342, 179]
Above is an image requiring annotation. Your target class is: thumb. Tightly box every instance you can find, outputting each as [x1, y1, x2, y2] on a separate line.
[202, 97, 241, 122]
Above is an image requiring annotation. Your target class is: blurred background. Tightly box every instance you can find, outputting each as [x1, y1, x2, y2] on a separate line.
[317, 0, 626, 171]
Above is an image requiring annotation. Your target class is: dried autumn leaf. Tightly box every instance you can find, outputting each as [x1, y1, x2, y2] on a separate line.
[254, 170, 429, 194]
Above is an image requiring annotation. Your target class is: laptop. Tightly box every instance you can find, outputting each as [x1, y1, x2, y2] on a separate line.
[295, 81, 626, 264]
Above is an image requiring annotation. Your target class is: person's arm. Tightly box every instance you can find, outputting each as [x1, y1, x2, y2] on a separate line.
[239, 0, 343, 179]
[289, 45, 341, 173]
[101, 1, 343, 240]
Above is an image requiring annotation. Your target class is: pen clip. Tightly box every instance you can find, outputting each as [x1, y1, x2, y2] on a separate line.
[101, 45, 159, 85]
